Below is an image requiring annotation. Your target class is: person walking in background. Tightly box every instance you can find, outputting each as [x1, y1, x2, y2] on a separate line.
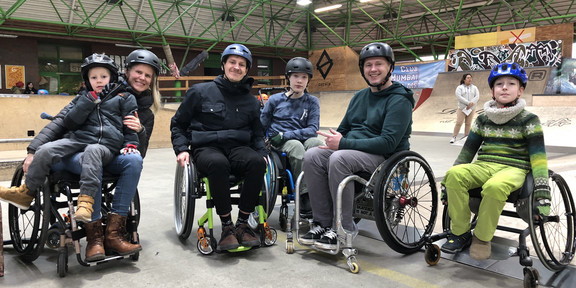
[450, 73, 479, 143]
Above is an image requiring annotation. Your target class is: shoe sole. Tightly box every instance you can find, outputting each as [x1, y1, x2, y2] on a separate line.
[2, 200, 32, 211]
[298, 238, 319, 245]
[314, 242, 337, 250]
[440, 239, 472, 254]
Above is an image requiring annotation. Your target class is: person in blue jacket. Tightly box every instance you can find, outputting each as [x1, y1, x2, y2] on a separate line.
[300, 42, 415, 250]
[260, 57, 323, 217]
[171, 43, 267, 251]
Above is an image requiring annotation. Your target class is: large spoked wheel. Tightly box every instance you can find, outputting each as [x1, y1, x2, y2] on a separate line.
[8, 163, 51, 263]
[174, 163, 196, 241]
[374, 151, 438, 254]
[528, 171, 576, 272]
[263, 154, 280, 218]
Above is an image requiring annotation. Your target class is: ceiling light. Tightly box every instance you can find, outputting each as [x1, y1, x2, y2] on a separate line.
[297, 0, 312, 5]
[314, 4, 342, 13]
[115, 43, 152, 49]
[0, 34, 18, 38]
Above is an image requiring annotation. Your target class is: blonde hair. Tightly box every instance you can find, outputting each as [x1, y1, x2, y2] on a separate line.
[149, 73, 161, 114]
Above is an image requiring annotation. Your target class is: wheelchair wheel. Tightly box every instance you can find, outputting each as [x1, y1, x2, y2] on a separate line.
[528, 171, 576, 272]
[373, 151, 438, 254]
[174, 163, 196, 241]
[263, 154, 280, 217]
[57, 246, 68, 278]
[8, 163, 51, 263]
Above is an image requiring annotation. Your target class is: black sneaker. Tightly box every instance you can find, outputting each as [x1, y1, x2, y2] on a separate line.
[441, 231, 472, 253]
[299, 223, 326, 245]
[314, 228, 338, 250]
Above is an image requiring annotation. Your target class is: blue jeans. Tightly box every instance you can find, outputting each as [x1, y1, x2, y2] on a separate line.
[52, 152, 143, 221]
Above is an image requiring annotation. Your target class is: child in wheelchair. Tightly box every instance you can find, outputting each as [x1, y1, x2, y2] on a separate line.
[260, 56, 324, 218]
[441, 62, 551, 260]
[0, 53, 140, 261]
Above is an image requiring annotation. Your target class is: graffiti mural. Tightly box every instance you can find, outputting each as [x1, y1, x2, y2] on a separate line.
[448, 40, 562, 71]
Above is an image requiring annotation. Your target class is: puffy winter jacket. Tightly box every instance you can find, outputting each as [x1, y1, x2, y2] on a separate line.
[63, 89, 138, 153]
[171, 75, 267, 156]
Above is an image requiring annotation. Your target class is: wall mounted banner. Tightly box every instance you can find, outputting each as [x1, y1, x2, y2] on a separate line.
[448, 40, 562, 71]
[391, 61, 445, 89]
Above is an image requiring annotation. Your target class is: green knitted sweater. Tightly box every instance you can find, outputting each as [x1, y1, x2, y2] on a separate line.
[454, 99, 550, 200]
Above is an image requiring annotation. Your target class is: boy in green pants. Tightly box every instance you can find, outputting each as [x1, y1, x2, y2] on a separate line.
[441, 62, 550, 260]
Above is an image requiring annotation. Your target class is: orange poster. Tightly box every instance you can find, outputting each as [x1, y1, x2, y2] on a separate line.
[5, 65, 25, 89]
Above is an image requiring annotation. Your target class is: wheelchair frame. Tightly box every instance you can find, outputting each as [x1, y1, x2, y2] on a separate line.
[173, 155, 278, 255]
[423, 170, 576, 288]
[7, 162, 141, 277]
[286, 150, 438, 273]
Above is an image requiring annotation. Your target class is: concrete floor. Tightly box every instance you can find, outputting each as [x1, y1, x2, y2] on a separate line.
[1, 133, 575, 288]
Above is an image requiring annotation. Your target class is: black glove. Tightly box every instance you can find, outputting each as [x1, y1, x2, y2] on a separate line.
[270, 132, 285, 147]
[99, 81, 126, 99]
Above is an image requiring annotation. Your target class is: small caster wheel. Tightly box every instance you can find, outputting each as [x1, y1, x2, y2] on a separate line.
[57, 247, 68, 278]
[197, 237, 215, 255]
[286, 241, 294, 254]
[130, 251, 140, 261]
[46, 228, 61, 249]
[263, 225, 277, 246]
[347, 258, 359, 274]
[425, 244, 441, 266]
[523, 267, 540, 288]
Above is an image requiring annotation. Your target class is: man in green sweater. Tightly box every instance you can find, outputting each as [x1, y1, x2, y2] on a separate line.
[441, 62, 551, 260]
[299, 42, 415, 249]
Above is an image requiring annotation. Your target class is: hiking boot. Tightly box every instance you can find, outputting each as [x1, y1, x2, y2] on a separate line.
[74, 195, 94, 223]
[314, 228, 338, 250]
[0, 184, 34, 210]
[84, 219, 105, 262]
[299, 223, 325, 245]
[470, 235, 491, 260]
[441, 231, 472, 253]
[235, 222, 260, 247]
[218, 224, 239, 251]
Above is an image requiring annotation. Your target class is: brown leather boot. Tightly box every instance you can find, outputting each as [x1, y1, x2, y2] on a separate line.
[104, 213, 142, 256]
[84, 219, 105, 262]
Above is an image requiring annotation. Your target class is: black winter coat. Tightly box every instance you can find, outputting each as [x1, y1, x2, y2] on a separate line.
[28, 86, 155, 158]
[170, 75, 267, 157]
[64, 90, 138, 153]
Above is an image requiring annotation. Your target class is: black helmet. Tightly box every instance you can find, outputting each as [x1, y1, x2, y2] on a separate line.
[125, 49, 161, 75]
[358, 42, 395, 88]
[285, 57, 313, 79]
[488, 62, 528, 89]
[221, 43, 252, 69]
[81, 53, 119, 91]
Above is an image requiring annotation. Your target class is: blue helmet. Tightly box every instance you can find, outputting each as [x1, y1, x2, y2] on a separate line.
[221, 44, 252, 69]
[488, 62, 528, 89]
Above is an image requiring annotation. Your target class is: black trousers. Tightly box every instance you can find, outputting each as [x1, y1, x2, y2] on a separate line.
[193, 146, 266, 216]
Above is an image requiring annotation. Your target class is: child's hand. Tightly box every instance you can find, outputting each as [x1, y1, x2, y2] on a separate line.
[120, 144, 140, 155]
[534, 198, 551, 219]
